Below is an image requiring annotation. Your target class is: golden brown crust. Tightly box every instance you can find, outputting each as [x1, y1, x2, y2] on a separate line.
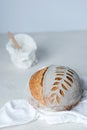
[29, 67, 48, 105]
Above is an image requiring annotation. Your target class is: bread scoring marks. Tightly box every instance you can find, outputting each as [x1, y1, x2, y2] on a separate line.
[43, 65, 81, 111]
[47, 66, 75, 105]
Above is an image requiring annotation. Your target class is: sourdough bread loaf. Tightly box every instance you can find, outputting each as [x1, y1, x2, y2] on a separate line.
[29, 65, 82, 111]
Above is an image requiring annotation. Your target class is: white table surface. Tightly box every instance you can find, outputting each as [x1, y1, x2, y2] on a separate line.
[0, 31, 87, 130]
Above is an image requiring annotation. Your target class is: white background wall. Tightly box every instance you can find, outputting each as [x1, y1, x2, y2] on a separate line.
[0, 0, 87, 33]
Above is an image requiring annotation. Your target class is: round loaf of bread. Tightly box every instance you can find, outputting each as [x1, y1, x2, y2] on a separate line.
[28, 65, 82, 111]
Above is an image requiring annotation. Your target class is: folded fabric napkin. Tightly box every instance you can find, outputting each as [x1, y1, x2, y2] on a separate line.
[0, 77, 87, 128]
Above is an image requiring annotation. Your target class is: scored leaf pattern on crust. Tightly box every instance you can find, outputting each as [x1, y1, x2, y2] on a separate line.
[50, 66, 74, 104]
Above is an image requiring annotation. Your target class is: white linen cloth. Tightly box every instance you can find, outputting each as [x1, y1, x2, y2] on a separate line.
[0, 77, 87, 128]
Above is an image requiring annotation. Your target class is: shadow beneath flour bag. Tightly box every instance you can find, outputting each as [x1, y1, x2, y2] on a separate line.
[36, 46, 49, 63]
